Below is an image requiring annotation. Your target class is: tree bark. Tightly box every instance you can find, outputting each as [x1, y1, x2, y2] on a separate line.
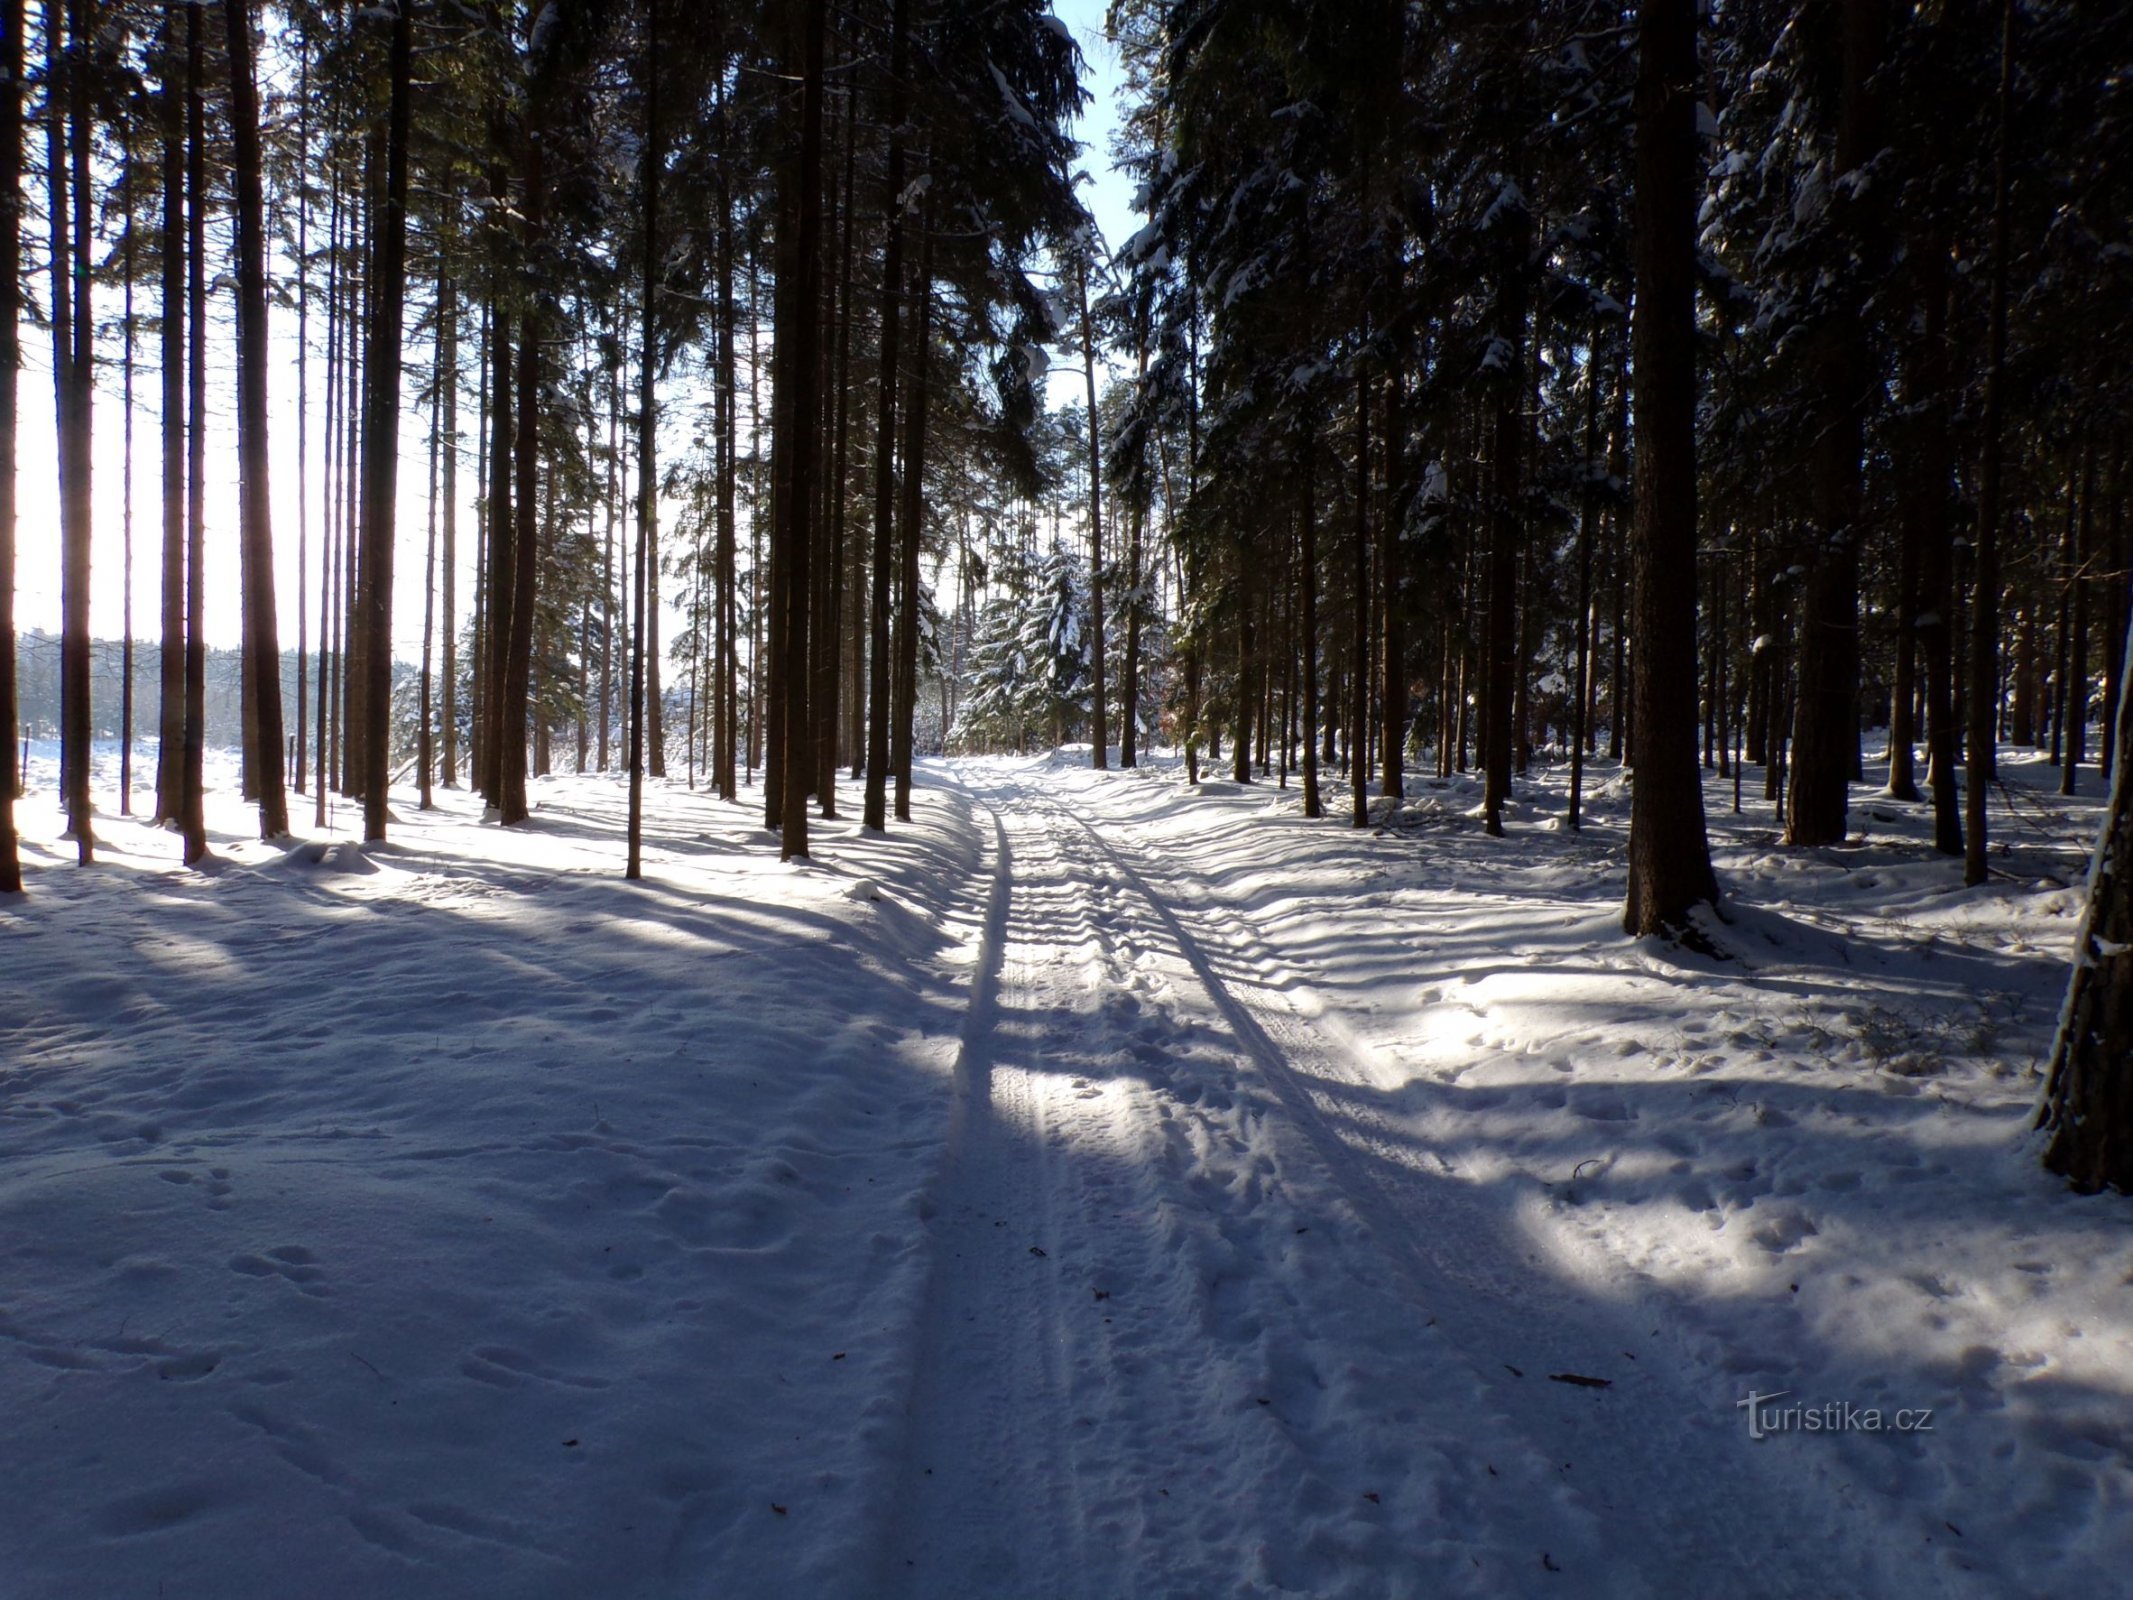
[153, 3, 184, 829]
[1481, 274, 1526, 836]
[358, 0, 412, 843]
[774, 0, 828, 857]
[1299, 440, 1321, 819]
[1623, 0, 1719, 937]
[1786, 0, 1886, 847]
[440, 273, 460, 788]
[1351, 370, 1372, 828]
[1079, 254, 1107, 768]
[1966, 0, 2015, 887]
[225, 0, 288, 838]
[893, 220, 935, 824]
[629, 2, 662, 877]
[0, 0, 20, 890]
[50, 0, 92, 859]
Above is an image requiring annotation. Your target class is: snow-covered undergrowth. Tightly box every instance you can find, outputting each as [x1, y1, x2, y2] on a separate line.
[2, 739, 2127, 1598]
[1076, 742, 2131, 1595]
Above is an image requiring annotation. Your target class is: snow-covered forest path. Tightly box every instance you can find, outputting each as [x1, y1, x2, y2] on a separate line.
[883, 759, 1895, 1599]
[5, 746, 2128, 1599]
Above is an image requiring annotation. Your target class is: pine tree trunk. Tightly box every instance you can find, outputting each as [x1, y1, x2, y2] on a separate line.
[154, 4, 184, 829]
[817, 79, 858, 813]
[501, 298, 539, 824]
[775, 0, 827, 857]
[359, 0, 412, 843]
[628, 3, 662, 878]
[120, 156, 135, 816]
[715, 139, 738, 801]
[862, 0, 909, 833]
[0, 0, 20, 890]
[181, 0, 207, 863]
[2064, 445, 2095, 793]
[1786, 0, 1885, 847]
[1908, 228, 1963, 855]
[292, 32, 310, 799]
[50, 0, 92, 860]
[1569, 344, 1602, 831]
[2103, 436, 2128, 786]
[1233, 558, 1254, 784]
[1080, 256, 1107, 770]
[893, 222, 934, 825]
[1481, 271, 1525, 837]
[440, 273, 459, 788]
[315, 170, 341, 826]
[1299, 441, 1321, 819]
[1351, 371, 1372, 828]
[420, 320, 442, 807]
[1622, 0, 1718, 938]
[226, 0, 288, 838]
[1966, 0, 2015, 887]
[1379, 373, 1406, 801]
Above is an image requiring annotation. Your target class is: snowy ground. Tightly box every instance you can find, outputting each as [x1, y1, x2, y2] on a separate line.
[2, 739, 2128, 1597]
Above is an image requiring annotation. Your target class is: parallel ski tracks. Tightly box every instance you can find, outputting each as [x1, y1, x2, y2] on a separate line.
[878, 762, 1904, 1599]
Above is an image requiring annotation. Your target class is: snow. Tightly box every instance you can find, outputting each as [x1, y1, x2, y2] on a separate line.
[4, 740, 2130, 1595]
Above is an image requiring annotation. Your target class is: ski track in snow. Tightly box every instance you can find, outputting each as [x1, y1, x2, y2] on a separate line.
[883, 761, 1866, 1599]
[3, 742, 2130, 1597]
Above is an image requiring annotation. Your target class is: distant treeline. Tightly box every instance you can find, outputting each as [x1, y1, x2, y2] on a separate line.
[12, 630, 303, 751]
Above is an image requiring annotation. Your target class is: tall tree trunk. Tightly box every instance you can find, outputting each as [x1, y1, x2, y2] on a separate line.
[1233, 559, 1255, 784]
[1569, 341, 1602, 831]
[420, 317, 442, 807]
[0, 0, 20, 890]
[629, 2, 661, 879]
[50, 0, 92, 859]
[1299, 440, 1321, 819]
[343, 157, 371, 802]
[314, 171, 340, 827]
[1966, 0, 2015, 887]
[1079, 254, 1107, 768]
[2103, 435, 2128, 786]
[715, 125, 738, 802]
[120, 154, 135, 815]
[774, 0, 827, 857]
[863, 0, 911, 833]
[226, 0, 288, 838]
[1481, 268, 1526, 836]
[359, 0, 412, 842]
[893, 220, 934, 825]
[293, 32, 310, 798]
[440, 273, 460, 787]
[2064, 445, 2095, 794]
[154, 6, 184, 828]
[181, 0, 207, 863]
[1351, 370, 1372, 828]
[1888, 472, 1921, 800]
[1908, 228, 1962, 855]
[817, 78, 858, 814]
[1786, 0, 1886, 847]
[501, 302, 539, 821]
[1623, 0, 1718, 937]
[1379, 374, 1406, 800]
